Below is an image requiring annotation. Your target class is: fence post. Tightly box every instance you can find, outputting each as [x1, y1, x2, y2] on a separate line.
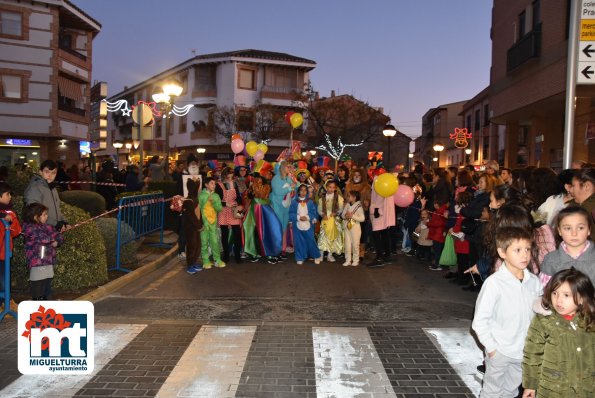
[0, 219, 17, 321]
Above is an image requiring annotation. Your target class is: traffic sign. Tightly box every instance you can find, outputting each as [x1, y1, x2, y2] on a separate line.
[578, 1, 595, 84]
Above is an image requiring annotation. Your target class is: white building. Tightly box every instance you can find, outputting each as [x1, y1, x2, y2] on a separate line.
[0, 0, 100, 168]
[105, 49, 316, 165]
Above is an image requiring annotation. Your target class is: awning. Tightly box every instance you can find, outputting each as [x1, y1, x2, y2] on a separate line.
[58, 76, 83, 101]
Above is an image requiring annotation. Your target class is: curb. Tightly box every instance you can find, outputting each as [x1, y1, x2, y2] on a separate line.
[77, 243, 179, 303]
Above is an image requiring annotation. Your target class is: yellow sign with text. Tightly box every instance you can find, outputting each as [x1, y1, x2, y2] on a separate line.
[582, 19, 595, 40]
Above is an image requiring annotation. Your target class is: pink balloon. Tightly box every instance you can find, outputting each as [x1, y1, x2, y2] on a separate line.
[231, 139, 245, 154]
[393, 185, 415, 207]
[253, 149, 264, 162]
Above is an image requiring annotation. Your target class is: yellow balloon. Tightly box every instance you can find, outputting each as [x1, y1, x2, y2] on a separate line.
[374, 173, 399, 198]
[257, 143, 268, 154]
[290, 113, 304, 128]
[246, 141, 258, 157]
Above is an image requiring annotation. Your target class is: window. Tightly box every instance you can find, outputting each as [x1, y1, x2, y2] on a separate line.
[532, 0, 540, 30]
[483, 104, 490, 126]
[194, 65, 216, 91]
[238, 110, 254, 131]
[0, 10, 21, 37]
[180, 74, 188, 95]
[518, 10, 526, 39]
[238, 68, 256, 90]
[155, 117, 162, 138]
[264, 67, 297, 89]
[466, 115, 472, 130]
[474, 109, 481, 132]
[0, 74, 21, 99]
[179, 115, 187, 133]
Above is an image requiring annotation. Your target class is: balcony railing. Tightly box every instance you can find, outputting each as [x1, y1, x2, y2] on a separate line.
[507, 23, 542, 72]
[59, 44, 87, 61]
[58, 102, 86, 117]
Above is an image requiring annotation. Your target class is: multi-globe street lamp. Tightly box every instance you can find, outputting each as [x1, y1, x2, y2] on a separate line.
[408, 153, 414, 171]
[112, 140, 123, 167]
[382, 124, 397, 168]
[152, 79, 183, 179]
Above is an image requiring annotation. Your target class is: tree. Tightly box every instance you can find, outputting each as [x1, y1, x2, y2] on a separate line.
[292, 83, 391, 167]
[212, 103, 293, 143]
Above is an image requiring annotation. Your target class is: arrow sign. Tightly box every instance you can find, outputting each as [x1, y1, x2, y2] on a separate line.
[582, 65, 594, 79]
[584, 44, 595, 57]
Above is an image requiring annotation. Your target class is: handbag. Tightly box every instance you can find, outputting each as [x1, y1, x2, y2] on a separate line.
[439, 234, 458, 267]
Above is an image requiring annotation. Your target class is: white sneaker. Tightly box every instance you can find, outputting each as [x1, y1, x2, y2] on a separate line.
[314, 257, 322, 264]
[327, 254, 336, 262]
[351, 262, 359, 266]
[342, 261, 351, 267]
[177, 252, 186, 259]
[296, 261, 303, 265]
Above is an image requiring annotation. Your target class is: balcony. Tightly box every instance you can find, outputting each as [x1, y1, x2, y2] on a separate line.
[59, 44, 87, 61]
[260, 86, 300, 100]
[58, 101, 86, 117]
[507, 23, 542, 72]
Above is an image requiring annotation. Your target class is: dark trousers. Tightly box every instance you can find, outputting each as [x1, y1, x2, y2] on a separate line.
[416, 245, 432, 261]
[185, 228, 200, 267]
[177, 216, 186, 254]
[433, 241, 444, 266]
[372, 228, 391, 259]
[221, 225, 242, 262]
[31, 278, 52, 300]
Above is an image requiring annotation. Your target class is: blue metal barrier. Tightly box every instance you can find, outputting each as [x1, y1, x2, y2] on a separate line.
[0, 219, 16, 321]
[112, 192, 171, 273]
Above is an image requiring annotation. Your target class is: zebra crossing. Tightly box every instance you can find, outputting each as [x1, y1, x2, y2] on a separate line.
[0, 323, 481, 398]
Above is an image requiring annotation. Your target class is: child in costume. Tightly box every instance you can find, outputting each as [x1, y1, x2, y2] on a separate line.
[289, 184, 322, 265]
[198, 177, 224, 269]
[317, 179, 344, 262]
[216, 167, 244, 264]
[341, 190, 365, 266]
[271, 161, 295, 257]
[182, 179, 203, 274]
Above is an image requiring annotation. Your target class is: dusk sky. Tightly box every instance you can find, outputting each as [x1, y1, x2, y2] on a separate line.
[74, 0, 493, 139]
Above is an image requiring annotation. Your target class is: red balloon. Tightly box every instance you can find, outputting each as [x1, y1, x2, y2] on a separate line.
[393, 185, 415, 207]
[231, 134, 242, 141]
[284, 111, 295, 125]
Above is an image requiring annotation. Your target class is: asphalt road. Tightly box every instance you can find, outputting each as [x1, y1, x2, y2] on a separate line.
[95, 253, 479, 324]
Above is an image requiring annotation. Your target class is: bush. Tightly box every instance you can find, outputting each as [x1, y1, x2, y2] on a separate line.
[60, 190, 106, 217]
[11, 196, 108, 291]
[6, 167, 36, 196]
[94, 218, 142, 267]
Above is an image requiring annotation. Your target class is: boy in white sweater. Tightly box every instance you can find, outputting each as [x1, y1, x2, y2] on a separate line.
[471, 227, 542, 398]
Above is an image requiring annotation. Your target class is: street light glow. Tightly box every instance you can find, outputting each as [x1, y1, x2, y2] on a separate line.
[112, 140, 124, 149]
[197, 147, 206, 154]
[383, 124, 397, 137]
[433, 144, 444, 152]
[465, 148, 472, 155]
[408, 153, 414, 158]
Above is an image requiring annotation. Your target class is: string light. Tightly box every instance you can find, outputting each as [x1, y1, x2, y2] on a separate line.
[315, 134, 363, 162]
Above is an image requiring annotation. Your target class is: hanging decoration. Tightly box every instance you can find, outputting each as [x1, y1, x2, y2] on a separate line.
[102, 99, 194, 117]
[449, 127, 473, 148]
[315, 134, 364, 165]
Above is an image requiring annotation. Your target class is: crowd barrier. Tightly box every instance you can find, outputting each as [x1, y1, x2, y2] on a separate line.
[113, 193, 170, 273]
[0, 219, 16, 321]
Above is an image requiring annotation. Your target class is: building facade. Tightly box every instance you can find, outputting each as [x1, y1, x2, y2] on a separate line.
[414, 100, 467, 168]
[105, 49, 316, 166]
[460, 87, 500, 167]
[0, 0, 100, 168]
[488, 0, 591, 169]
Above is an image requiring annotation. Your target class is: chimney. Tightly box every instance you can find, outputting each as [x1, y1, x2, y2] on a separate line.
[330, 90, 335, 97]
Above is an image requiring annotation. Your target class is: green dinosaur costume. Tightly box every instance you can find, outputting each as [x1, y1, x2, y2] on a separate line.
[198, 188, 223, 266]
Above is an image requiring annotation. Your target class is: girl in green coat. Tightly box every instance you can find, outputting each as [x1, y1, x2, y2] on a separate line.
[522, 268, 595, 398]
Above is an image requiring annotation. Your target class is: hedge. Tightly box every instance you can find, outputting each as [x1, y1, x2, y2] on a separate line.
[11, 196, 108, 291]
[94, 218, 141, 267]
[60, 190, 106, 217]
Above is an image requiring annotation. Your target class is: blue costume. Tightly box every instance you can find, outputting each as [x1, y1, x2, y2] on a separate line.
[289, 196, 321, 262]
[271, 173, 294, 232]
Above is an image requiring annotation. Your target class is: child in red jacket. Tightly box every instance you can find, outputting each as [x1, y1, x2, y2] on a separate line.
[427, 198, 449, 271]
[0, 182, 21, 312]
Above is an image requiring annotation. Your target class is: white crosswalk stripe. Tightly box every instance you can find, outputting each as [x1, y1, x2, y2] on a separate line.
[424, 328, 482, 397]
[313, 327, 397, 398]
[156, 325, 256, 398]
[1, 323, 147, 398]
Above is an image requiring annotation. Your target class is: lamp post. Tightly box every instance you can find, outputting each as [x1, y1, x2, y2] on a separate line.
[124, 141, 133, 164]
[112, 140, 123, 167]
[432, 144, 444, 168]
[408, 153, 414, 172]
[465, 148, 472, 164]
[196, 147, 206, 163]
[383, 124, 397, 168]
[152, 78, 183, 180]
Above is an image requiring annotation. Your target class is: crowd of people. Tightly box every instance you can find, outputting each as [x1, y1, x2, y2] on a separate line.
[1, 151, 594, 396]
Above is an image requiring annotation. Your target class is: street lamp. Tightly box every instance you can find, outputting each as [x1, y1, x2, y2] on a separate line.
[152, 78, 183, 179]
[383, 124, 397, 168]
[112, 140, 123, 167]
[196, 147, 206, 162]
[465, 148, 472, 164]
[433, 144, 444, 167]
[408, 153, 414, 172]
